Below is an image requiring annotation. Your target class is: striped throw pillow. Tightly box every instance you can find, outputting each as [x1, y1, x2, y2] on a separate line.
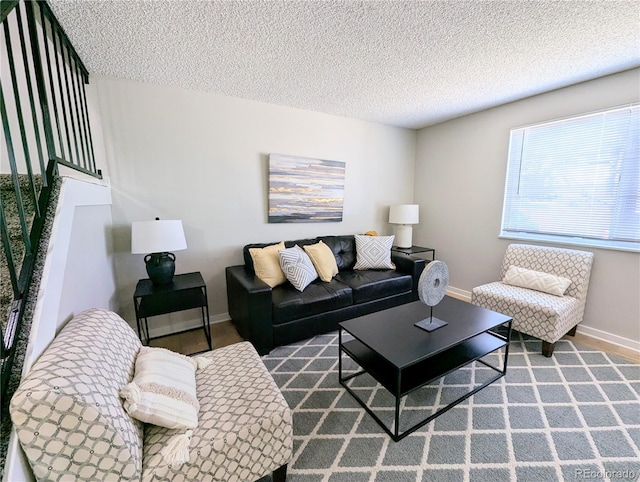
[119, 346, 199, 429]
[279, 245, 318, 291]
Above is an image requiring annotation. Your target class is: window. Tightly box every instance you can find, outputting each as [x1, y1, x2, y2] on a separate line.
[500, 104, 639, 252]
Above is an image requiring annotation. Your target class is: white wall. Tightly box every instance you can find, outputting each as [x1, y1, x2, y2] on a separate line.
[4, 177, 117, 482]
[414, 68, 640, 348]
[92, 76, 417, 336]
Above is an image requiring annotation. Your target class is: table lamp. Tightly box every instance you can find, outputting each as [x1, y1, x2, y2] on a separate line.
[131, 218, 187, 285]
[389, 204, 419, 248]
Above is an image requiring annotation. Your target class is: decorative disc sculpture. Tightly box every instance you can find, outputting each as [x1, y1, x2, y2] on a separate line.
[415, 260, 449, 332]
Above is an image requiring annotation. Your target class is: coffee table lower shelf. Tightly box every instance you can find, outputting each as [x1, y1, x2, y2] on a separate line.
[339, 330, 509, 441]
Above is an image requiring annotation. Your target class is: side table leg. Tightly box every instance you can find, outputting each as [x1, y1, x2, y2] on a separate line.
[201, 305, 212, 350]
[201, 285, 212, 350]
[136, 317, 142, 342]
[338, 329, 343, 382]
[394, 370, 402, 440]
[143, 317, 151, 345]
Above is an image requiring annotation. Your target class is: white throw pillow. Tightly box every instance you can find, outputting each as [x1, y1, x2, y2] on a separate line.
[354, 234, 395, 270]
[279, 245, 318, 291]
[503, 265, 571, 296]
[119, 346, 199, 429]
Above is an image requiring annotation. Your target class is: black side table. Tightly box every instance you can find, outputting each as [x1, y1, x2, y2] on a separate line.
[391, 245, 436, 262]
[133, 271, 212, 350]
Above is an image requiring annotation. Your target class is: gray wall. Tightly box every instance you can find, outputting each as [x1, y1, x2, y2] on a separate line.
[92, 76, 417, 336]
[414, 68, 640, 346]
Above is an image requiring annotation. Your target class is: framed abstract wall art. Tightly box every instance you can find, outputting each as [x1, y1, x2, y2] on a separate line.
[268, 154, 345, 223]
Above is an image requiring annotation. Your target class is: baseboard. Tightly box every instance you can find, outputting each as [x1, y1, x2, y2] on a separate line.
[575, 324, 640, 354]
[147, 312, 230, 339]
[446, 286, 639, 355]
[446, 286, 472, 302]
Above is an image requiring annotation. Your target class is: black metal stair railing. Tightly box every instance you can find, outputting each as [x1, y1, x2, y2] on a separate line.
[1, 0, 101, 397]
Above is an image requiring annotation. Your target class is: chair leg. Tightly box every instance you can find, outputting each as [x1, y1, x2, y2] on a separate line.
[566, 325, 577, 337]
[273, 464, 287, 482]
[542, 341, 555, 358]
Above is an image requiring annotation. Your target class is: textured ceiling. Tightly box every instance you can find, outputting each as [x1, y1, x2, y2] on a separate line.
[48, 0, 640, 129]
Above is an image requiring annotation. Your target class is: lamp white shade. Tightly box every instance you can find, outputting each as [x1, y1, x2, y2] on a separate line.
[131, 220, 187, 254]
[389, 204, 419, 224]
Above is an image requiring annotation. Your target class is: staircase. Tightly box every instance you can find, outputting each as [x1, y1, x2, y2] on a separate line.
[1, 2, 102, 475]
[0, 174, 60, 477]
[0, 174, 42, 337]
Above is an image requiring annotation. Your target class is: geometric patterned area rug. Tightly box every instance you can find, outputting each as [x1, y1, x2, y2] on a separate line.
[261, 331, 640, 482]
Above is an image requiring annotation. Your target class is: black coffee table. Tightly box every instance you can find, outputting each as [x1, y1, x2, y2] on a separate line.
[339, 296, 512, 441]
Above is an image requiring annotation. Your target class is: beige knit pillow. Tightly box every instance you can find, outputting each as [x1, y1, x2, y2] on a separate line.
[503, 265, 571, 296]
[119, 347, 213, 466]
[119, 346, 199, 429]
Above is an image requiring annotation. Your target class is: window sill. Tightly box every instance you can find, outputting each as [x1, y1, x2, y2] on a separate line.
[498, 233, 640, 253]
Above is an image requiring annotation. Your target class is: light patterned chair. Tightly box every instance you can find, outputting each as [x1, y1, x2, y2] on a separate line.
[10, 308, 293, 481]
[471, 244, 594, 357]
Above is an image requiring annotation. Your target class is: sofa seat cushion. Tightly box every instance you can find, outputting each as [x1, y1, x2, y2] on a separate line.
[336, 269, 412, 304]
[142, 342, 293, 481]
[272, 279, 353, 325]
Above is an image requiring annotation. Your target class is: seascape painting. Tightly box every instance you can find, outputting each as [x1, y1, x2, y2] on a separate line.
[268, 154, 345, 223]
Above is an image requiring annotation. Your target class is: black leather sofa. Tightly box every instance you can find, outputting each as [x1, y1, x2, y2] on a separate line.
[225, 235, 427, 355]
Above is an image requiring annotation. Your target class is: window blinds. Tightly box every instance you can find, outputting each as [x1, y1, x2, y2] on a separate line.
[501, 103, 639, 252]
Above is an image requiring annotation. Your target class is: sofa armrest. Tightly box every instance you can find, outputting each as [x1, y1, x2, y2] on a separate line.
[225, 265, 274, 354]
[392, 254, 427, 301]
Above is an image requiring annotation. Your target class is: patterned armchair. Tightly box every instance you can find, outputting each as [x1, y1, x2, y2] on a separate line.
[471, 244, 594, 357]
[10, 309, 293, 481]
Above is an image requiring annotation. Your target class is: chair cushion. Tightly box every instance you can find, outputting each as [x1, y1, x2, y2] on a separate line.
[471, 282, 580, 343]
[142, 342, 292, 481]
[499, 244, 593, 299]
[272, 279, 353, 325]
[336, 269, 412, 304]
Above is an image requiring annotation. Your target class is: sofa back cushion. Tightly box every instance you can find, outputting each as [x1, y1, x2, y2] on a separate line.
[10, 308, 144, 481]
[318, 235, 356, 270]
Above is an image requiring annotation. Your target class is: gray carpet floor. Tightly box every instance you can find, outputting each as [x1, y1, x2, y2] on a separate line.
[261, 330, 640, 482]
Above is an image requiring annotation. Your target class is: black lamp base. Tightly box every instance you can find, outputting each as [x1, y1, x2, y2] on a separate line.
[144, 252, 176, 285]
